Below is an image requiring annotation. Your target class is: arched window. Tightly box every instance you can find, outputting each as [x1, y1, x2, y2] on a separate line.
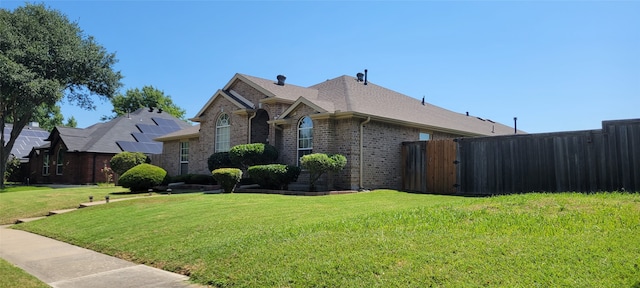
[56, 148, 65, 175]
[215, 113, 230, 153]
[297, 116, 313, 163]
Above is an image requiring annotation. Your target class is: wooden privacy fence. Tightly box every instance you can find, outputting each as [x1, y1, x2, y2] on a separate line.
[402, 139, 457, 194]
[402, 119, 640, 195]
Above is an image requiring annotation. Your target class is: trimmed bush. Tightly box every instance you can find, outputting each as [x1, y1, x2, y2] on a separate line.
[208, 152, 235, 171]
[229, 143, 278, 169]
[248, 164, 301, 190]
[300, 153, 347, 191]
[119, 164, 167, 192]
[110, 152, 150, 175]
[212, 168, 242, 193]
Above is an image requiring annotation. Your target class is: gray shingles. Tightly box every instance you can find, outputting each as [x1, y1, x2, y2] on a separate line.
[55, 108, 191, 154]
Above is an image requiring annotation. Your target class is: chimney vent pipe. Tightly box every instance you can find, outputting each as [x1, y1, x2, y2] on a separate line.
[364, 69, 368, 85]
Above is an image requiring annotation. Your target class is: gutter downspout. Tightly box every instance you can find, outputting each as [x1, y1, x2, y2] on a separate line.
[248, 112, 257, 143]
[359, 117, 371, 190]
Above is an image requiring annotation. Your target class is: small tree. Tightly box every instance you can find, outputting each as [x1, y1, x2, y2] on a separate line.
[229, 143, 278, 170]
[300, 153, 347, 191]
[100, 161, 113, 186]
[212, 168, 242, 193]
[4, 155, 21, 183]
[110, 151, 150, 175]
[119, 163, 166, 192]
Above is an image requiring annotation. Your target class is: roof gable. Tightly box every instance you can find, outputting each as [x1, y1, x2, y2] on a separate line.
[279, 97, 335, 119]
[191, 89, 254, 122]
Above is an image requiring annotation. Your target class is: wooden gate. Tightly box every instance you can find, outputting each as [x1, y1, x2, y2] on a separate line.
[402, 139, 457, 194]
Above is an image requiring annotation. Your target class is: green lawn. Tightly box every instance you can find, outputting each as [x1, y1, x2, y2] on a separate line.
[0, 185, 130, 224]
[13, 190, 640, 287]
[0, 258, 49, 288]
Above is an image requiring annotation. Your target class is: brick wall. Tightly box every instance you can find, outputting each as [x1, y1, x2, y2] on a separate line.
[28, 148, 116, 184]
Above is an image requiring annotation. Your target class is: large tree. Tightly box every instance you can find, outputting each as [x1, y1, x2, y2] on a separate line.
[0, 4, 122, 188]
[101, 86, 186, 121]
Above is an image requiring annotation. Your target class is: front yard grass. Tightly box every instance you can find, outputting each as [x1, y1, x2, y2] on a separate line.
[13, 190, 640, 287]
[0, 186, 130, 224]
[0, 258, 49, 288]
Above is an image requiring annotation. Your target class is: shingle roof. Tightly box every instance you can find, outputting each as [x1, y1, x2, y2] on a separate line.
[3, 124, 49, 160]
[54, 108, 192, 154]
[236, 74, 319, 102]
[183, 73, 520, 138]
[308, 75, 518, 136]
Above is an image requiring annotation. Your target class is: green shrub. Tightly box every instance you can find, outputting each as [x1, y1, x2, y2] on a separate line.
[4, 155, 21, 183]
[119, 164, 167, 192]
[212, 168, 242, 193]
[248, 164, 301, 190]
[300, 153, 347, 191]
[229, 143, 278, 169]
[208, 152, 235, 171]
[110, 152, 150, 175]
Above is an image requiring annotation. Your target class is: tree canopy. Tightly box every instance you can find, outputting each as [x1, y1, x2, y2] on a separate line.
[0, 3, 122, 188]
[102, 86, 187, 121]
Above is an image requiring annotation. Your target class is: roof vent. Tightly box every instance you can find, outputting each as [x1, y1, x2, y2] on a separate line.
[157, 108, 163, 113]
[276, 75, 286, 86]
[356, 72, 364, 82]
[364, 69, 368, 85]
[148, 107, 154, 112]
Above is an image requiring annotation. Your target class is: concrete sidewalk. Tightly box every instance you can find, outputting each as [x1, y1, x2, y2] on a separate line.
[0, 226, 198, 288]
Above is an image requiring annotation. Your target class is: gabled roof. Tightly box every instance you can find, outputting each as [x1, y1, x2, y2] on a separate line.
[229, 74, 319, 102]
[185, 73, 520, 137]
[191, 89, 255, 122]
[191, 73, 320, 122]
[51, 108, 192, 154]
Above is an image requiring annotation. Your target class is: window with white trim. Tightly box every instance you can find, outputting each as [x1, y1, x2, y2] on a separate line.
[56, 148, 65, 175]
[180, 141, 189, 175]
[297, 116, 313, 164]
[42, 151, 50, 175]
[419, 132, 431, 141]
[215, 113, 230, 153]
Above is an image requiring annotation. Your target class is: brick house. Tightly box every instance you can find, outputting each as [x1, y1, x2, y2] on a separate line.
[27, 108, 191, 184]
[155, 73, 519, 190]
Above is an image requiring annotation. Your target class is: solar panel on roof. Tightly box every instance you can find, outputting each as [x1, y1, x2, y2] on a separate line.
[152, 118, 180, 129]
[3, 127, 48, 159]
[132, 133, 161, 143]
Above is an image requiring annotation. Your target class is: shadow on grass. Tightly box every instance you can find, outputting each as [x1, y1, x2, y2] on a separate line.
[110, 189, 204, 195]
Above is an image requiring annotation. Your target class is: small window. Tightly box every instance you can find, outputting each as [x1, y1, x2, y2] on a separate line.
[180, 141, 189, 175]
[215, 113, 230, 153]
[419, 132, 431, 141]
[297, 116, 313, 164]
[56, 148, 65, 175]
[42, 152, 50, 175]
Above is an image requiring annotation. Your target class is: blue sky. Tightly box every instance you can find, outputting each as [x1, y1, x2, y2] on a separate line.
[2, 1, 638, 133]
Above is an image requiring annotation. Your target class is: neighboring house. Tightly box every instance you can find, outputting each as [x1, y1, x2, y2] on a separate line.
[155, 73, 521, 190]
[27, 108, 191, 184]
